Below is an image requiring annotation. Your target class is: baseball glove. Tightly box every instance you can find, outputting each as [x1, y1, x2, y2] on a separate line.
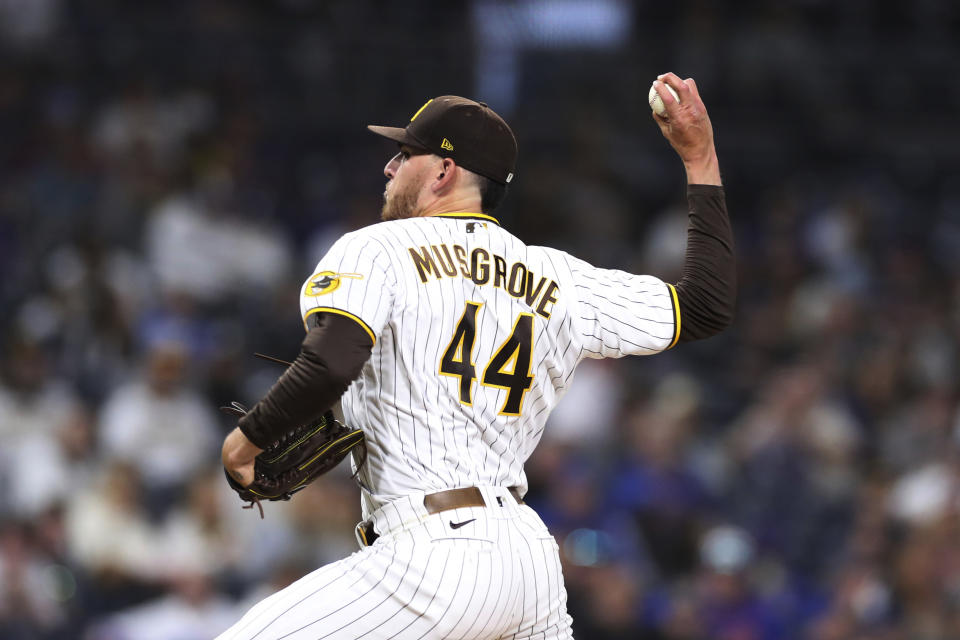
[221, 402, 366, 517]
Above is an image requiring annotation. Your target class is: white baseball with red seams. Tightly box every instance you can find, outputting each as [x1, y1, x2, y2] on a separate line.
[649, 81, 680, 117]
[218, 211, 680, 639]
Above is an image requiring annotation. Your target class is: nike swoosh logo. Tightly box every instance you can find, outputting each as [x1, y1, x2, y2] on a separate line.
[449, 518, 476, 530]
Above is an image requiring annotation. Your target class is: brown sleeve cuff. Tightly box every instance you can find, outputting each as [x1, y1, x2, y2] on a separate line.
[687, 184, 726, 197]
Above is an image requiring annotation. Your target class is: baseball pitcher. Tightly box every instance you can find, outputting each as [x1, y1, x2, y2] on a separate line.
[219, 72, 735, 639]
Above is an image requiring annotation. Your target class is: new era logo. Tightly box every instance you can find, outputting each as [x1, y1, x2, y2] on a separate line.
[441, 138, 454, 151]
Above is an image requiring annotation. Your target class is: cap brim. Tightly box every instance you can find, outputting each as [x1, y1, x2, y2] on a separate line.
[367, 125, 419, 147]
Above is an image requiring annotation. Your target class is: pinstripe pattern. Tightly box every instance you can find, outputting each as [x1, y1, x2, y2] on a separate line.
[218, 487, 573, 640]
[220, 214, 676, 638]
[297, 216, 676, 518]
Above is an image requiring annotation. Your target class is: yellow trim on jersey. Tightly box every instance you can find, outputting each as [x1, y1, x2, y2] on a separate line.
[666, 283, 681, 350]
[303, 307, 377, 345]
[433, 212, 501, 225]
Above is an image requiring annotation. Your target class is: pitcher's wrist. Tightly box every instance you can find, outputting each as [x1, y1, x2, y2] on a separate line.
[684, 151, 721, 186]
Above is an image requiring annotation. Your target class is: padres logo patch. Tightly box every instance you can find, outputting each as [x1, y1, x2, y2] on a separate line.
[305, 271, 364, 296]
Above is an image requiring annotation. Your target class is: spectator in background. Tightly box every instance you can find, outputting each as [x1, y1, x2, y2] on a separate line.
[890, 519, 960, 639]
[84, 570, 236, 640]
[726, 363, 861, 577]
[145, 165, 292, 305]
[99, 336, 217, 515]
[542, 358, 625, 450]
[0, 336, 83, 520]
[64, 463, 160, 588]
[0, 522, 71, 639]
[156, 470, 243, 580]
[694, 526, 781, 640]
[567, 564, 645, 640]
[7, 402, 96, 518]
[0, 336, 80, 454]
[277, 471, 365, 568]
[644, 525, 786, 640]
[607, 375, 709, 579]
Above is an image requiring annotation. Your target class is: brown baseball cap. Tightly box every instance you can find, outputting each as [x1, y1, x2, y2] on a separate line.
[368, 96, 517, 185]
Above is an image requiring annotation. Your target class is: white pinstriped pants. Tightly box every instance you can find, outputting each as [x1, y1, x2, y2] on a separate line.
[217, 486, 574, 640]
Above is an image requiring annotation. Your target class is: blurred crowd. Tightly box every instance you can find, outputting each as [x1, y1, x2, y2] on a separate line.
[2, 1, 960, 639]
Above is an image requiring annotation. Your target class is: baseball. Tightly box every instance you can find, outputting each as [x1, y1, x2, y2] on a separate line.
[649, 82, 680, 117]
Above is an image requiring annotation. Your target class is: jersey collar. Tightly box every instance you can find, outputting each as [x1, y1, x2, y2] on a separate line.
[432, 212, 501, 226]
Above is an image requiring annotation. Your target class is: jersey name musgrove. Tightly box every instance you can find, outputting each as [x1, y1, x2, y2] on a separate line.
[407, 244, 560, 318]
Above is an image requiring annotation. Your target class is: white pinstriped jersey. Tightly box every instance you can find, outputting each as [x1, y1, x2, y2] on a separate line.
[300, 212, 679, 518]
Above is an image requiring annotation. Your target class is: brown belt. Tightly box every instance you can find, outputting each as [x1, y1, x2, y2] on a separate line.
[423, 486, 524, 514]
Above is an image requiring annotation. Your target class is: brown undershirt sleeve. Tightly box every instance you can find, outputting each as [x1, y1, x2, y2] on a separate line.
[237, 312, 374, 449]
[674, 184, 736, 342]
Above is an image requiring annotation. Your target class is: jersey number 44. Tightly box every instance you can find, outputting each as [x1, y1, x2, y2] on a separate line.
[438, 302, 534, 416]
